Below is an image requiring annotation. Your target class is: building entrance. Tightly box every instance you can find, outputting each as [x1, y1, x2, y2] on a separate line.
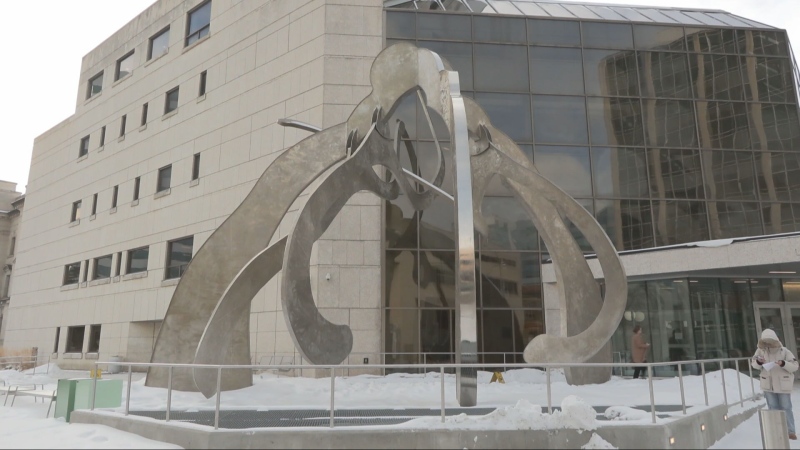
[754, 303, 800, 378]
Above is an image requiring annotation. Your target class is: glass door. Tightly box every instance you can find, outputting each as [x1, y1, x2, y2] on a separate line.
[754, 303, 799, 377]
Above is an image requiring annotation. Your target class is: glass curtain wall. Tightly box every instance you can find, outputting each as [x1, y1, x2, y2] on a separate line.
[384, 9, 800, 367]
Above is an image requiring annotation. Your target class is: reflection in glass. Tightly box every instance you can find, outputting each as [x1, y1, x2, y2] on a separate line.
[762, 203, 800, 235]
[638, 52, 692, 98]
[480, 197, 539, 251]
[417, 12, 471, 41]
[689, 54, 745, 101]
[529, 47, 584, 95]
[696, 101, 751, 149]
[420, 310, 453, 360]
[417, 40, 473, 91]
[708, 201, 763, 239]
[719, 279, 757, 359]
[480, 252, 538, 309]
[643, 100, 697, 148]
[481, 309, 525, 364]
[385, 12, 416, 39]
[527, 19, 581, 47]
[653, 200, 708, 245]
[685, 28, 738, 54]
[704, 150, 757, 200]
[752, 279, 784, 302]
[749, 103, 800, 151]
[474, 92, 532, 141]
[758, 307, 786, 343]
[595, 199, 655, 250]
[419, 251, 455, 308]
[586, 97, 644, 146]
[474, 16, 526, 43]
[633, 25, 686, 51]
[534, 146, 592, 197]
[474, 44, 529, 92]
[385, 309, 419, 366]
[689, 279, 730, 360]
[582, 22, 633, 49]
[649, 149, 704, 199]
[738, 30, 789, 56]
[583, 49, 639, 97]
[386, 196, 417, 249]
[420, 195, 455, 249]
[743, 57, 795, 103]
[592, 147, 649, 198]
[756, 152, 800, 203]
[385, 250, 419, 308]
[533, 96, 588, 144]
[647, 279, 696, 369]
[784, 282, 800, 302]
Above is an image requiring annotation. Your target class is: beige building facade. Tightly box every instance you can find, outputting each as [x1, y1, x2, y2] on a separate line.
[0, 181, 23, 347]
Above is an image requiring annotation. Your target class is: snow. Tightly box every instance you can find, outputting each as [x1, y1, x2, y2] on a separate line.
[0, 362, 787, 449]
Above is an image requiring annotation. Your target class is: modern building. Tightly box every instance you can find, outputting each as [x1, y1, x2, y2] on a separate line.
[5, 0, 800, 377]
[0, 181, 24, 347]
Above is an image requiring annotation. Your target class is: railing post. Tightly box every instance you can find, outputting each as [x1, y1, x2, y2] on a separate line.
[721, 361, 728, 406]
[677, 363, 686, 415]
[748, 358, 756, 401]
[166, 366, 173, 422]
[214, 367, 222, 430]
[440, 366, 445, 423]
[647, 365, 656, 424]
[701, 362, 709, 406]
[546, 367, 552, 414]
[91, 362, 98, 410]
[125, 365, 132, 416]
[735, 359, 743, 407]
[330, 367, 336, 428]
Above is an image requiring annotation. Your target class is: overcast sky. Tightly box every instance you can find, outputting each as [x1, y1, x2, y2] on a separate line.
[1, 0, 798, 194]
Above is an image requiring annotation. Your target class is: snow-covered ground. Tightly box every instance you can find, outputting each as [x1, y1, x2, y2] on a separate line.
[0, 363, 792, 449]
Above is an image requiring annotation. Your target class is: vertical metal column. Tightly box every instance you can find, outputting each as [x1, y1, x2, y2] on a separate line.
[546, 368, 552, 414]
[447, 69, 478, 408]
[166, 366, 173, 422]
[677, 363, 686, 415]
[735, 360, 743, 407]
[330, 368, 336, 428]
[647, 365, 656, 424]
[701, 362, 709, 406]
[440, 366, 445, 423]
[125, 365, 132, 416]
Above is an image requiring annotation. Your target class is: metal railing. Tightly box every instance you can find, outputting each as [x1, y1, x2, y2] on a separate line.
[0, 355, 50, 374]
[89, 356, 760, 430]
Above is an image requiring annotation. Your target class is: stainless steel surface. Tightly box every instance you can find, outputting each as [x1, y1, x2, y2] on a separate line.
[330, 368, 335, 428]
[125, 366, 132, 416]
[736, 360, 744, 407]
[702, 362, 709, 406]
[277, 118, 322, 133]
[678, 363, 686, 415]
[721, 365, 728, 406]
[546, 368, 552, 414]
[214, 368, 221, 430]
[760, 409, 790, 449]
[440, 366, 445, 423]
[166, 366, 173, 422]
[401, 168, 453, 201]
[647, 366, 656, 424]
[749, 362, 756, 401]
[91, 368, 97, 410]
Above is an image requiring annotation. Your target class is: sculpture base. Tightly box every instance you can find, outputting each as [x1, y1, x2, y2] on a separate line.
[565, 343, 612, 385]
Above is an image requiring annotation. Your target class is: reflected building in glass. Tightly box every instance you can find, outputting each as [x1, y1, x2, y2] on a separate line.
[384, 0, 800, 373]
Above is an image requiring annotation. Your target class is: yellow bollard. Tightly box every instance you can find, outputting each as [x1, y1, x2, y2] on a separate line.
[89, 368, 103, 379]
[490, 371, 505, 384]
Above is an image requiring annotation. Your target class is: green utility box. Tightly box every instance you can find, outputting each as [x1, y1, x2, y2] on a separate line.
[55, 378, 123, 422]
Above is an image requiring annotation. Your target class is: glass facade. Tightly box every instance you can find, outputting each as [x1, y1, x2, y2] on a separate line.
[384, 9, 800, 367]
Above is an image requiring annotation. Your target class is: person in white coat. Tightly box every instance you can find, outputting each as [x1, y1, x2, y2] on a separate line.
[752, 328, 799, 440]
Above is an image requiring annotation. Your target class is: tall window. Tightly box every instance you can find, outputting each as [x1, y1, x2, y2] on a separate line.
[53, 327, 61, 353]
[127, 247, 149, 274]
[2, 274, 10, 298]
[192, 153, 201, 181]
[91, 193, 98, 216]
[87, 72, 103, 99]
[115, 51, 134, 81]
[141, 103, 149, 126]
[9, 236, 15, 255]
[165, 87, 179, 114]
[120, 115, 127, 137]
[99, 126, 106, 147]
[63, 262, 81, 285]
[199, 70, 207, 96]
[93, 255, 113, 280]
[71, 200, 82, 222]
[148, 26, 170, 60]
[79, 136, 90, 158]
[157, 165, 172, 192]
[66, 326, 85, 353]
[111, 185, 119, 208]
[88, 325, 101, 353]
[82, 260, 89, 282]
[166, 236, 193, 279]
[133, 177, 141, 201]
[186, 1, 211, 46]
[115, 252, 122, 277]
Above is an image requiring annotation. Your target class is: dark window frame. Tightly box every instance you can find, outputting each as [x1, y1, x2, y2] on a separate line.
[141, 103, 149, 126]
[99, 126, 106, 147]
[148, 26, 170, 60]
[165, 236, 194, 280]
[91, 193, 98, 216]
[87, 325, 101, 353]
[79, 135, 90, 158]
[86, 71, 104, 99]
[93, 254, 113, 280]
[165, 87, 180, 114]
[127, 246, 150, 275]
[185, 1, 212, 47]
[157, 165, 172, 192]
[192, 153, 201, 181]
[199, 70, 207, 96]
[111, 185, 119, 209]
[120, 115, 127, 137]
[63, 263, 81, 285]
[65, 326, 85, 353]
[53, 327, 60, 353]
[133, 177, 141, 201]
[71, 200, 82, 222]
[115, 50, 135, 81]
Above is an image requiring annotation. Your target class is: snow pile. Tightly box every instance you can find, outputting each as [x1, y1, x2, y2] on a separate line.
[402, 396, 597, 431]
[604, 406, 651, 422]
[582, 433, 617, 449]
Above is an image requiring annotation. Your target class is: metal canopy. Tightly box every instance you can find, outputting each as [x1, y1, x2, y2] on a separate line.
[384, 0, 776, 29]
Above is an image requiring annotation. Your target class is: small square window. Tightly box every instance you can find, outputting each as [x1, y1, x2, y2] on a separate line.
[166, 236, 194, 279]
[71, 200, 82, 222]
[88, 325, 101, 353]
[93, 255, 113, 280]
[192, 153, 201, 181]
[63, 262, 81, 285]
[199, 70, 207, 96]
[87, 72, 103, 99]
[115, 51, 135, 81]
[133, 177, 141, 201]
[120, 115, 127, 137]
[127, 247, 149, 274]
[141, 103, 149, 126]
[66, 326, 85, 353]
[79, 136, 90, 158]
[165, 87, 179, 114]
[111, 185, 119, 208]
[158, 165, 172, 192]
[186, 1, 212, 47]
[148, 26, 170, 60]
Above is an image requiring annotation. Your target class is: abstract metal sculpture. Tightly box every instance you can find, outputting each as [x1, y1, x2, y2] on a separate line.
[145, 43, 627, 407]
